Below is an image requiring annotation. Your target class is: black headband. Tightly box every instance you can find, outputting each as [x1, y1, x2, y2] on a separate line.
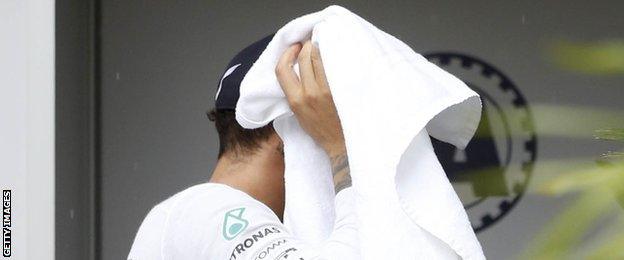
[214, 33, 275, 110]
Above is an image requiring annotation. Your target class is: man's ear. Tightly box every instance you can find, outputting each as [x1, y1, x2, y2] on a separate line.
[265, 131, 283, 155]
[277, 140, 284, 156]
[270, 132, 284, 156]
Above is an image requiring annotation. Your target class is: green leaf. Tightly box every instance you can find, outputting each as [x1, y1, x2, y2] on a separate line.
[548, 40, 624, 75]
[595, 128, 624, 142]
[521, 189, 615, 259]
[587, 230, 624, 259]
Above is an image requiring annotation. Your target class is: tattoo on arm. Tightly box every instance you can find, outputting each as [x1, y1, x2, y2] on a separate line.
[330, 153, 352, 194]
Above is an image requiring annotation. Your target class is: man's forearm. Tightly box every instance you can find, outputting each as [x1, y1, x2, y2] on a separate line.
[330, 152, 352, 194]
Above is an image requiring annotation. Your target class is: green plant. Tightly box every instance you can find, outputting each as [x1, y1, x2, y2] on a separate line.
[521, 128, 624, 259]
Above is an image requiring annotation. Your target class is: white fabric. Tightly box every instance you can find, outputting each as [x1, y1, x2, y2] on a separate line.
[128, 183, 359, 259]
[236, 5, 485, 259]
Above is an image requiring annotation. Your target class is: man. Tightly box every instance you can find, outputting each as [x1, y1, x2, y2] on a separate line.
[128, 34, 358, 259]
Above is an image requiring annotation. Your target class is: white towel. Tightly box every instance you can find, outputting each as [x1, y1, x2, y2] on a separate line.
[236, 5, 485, 259]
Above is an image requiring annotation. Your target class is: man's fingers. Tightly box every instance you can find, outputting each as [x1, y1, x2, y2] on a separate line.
[297, 41, 317, 89]
[311, 44, 330, 90]
[276, 43, 303, 102]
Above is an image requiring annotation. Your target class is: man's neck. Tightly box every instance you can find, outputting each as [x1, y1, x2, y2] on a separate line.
[209, 146, 285, 220]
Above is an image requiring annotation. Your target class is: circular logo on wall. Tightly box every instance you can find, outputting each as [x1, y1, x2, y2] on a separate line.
[424, 52, 537, 233]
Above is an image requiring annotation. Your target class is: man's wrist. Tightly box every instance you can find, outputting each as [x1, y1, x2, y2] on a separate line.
[328, 147, 351, 194]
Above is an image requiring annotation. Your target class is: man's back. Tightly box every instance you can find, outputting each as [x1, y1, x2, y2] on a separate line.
[128, 183, 358, 259]
[129, 183, 279, 259]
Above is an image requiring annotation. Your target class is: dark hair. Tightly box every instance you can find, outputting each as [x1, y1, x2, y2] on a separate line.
[207, 108, 275, 159]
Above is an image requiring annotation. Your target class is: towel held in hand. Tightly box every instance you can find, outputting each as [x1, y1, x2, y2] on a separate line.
[236, 5, 485, 260]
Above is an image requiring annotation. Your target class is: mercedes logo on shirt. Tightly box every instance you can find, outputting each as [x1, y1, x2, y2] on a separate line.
[223, 207, 249, 240]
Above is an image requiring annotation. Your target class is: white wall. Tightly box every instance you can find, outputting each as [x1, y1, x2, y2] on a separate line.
[0, 0, 55, 259]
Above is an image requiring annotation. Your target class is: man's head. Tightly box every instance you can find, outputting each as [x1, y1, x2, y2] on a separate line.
[207, 109, 278, 159]
[208, 33, 281, 159]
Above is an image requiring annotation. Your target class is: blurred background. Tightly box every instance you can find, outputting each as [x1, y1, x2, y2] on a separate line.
[53, 1, 623, 259]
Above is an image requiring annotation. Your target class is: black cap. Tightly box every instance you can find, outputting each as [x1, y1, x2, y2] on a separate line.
[215, 33, 275, 110]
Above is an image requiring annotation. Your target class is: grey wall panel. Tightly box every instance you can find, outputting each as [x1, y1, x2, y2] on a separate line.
[55, 0, 96, 259]
[98, 1, 624, 259]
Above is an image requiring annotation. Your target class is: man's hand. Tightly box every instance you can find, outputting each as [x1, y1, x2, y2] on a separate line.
[275, 40, 346, 158]
[276, 40, 351, 193]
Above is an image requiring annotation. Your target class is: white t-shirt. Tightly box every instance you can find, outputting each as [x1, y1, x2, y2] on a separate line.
[127, 183, 358, 260]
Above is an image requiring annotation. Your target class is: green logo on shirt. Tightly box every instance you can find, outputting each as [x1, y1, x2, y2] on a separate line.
[223, 207, 248, 240]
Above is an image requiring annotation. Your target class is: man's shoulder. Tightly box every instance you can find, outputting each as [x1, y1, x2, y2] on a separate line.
[147, 182, 258, 217]
[135, 183, 278, 259]
[152, 182, 243, 211]
[129, 183, 254, 259]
